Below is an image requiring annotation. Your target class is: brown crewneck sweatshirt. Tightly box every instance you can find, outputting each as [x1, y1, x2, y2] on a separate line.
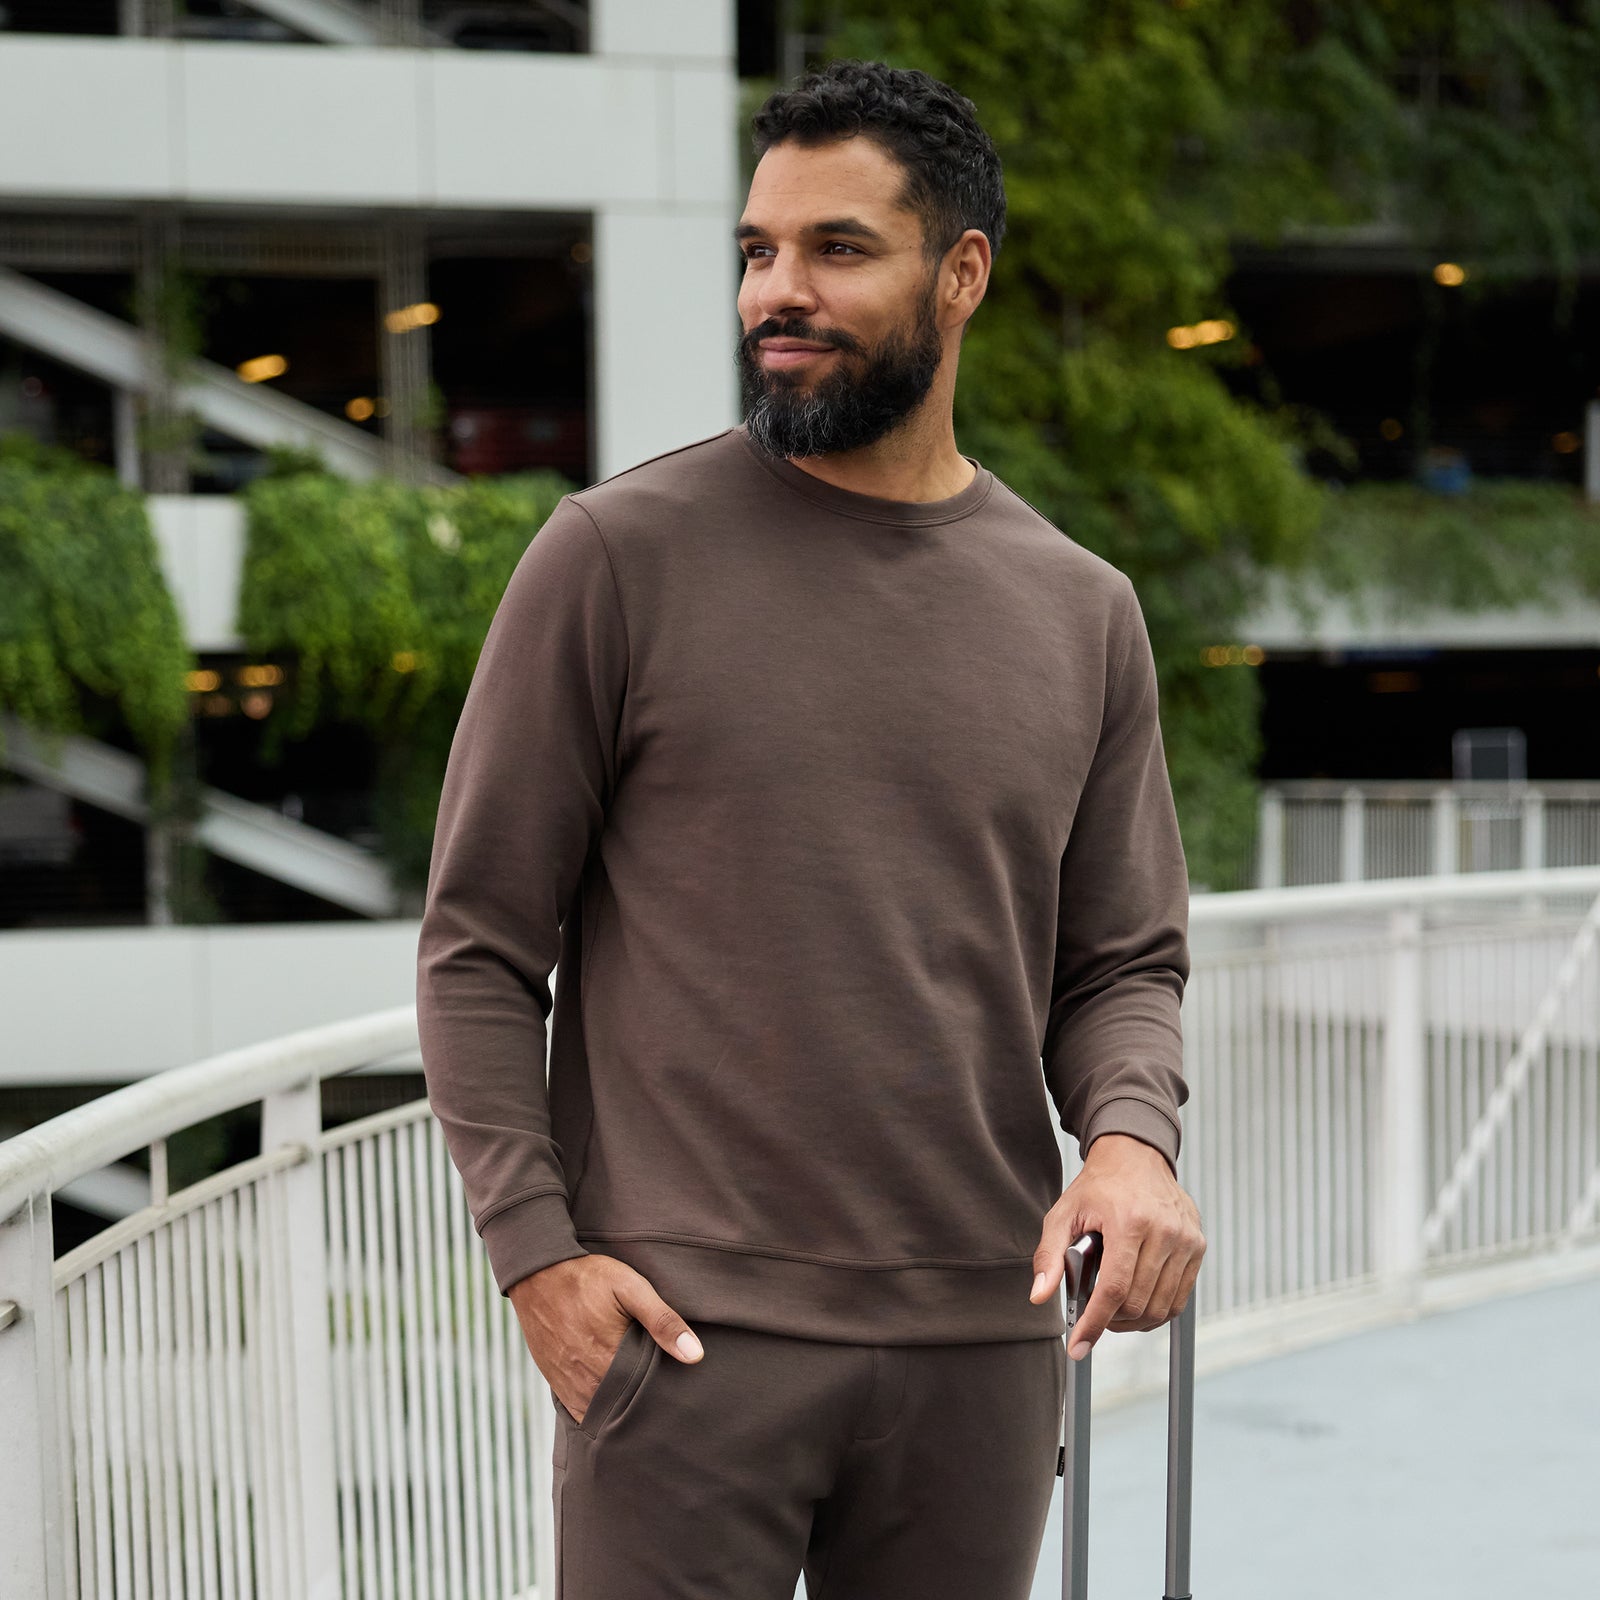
[416, 424, 1190, 1344]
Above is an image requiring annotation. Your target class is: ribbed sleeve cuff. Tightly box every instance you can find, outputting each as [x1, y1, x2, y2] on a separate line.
[1081, 1096, 1181, 1173]
[479, 1192, 589, 1296]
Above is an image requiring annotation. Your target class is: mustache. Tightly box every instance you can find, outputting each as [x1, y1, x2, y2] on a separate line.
[740, 318, 866, 359]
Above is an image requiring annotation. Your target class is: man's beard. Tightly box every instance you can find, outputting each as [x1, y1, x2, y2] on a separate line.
[737, 278, 944, 459]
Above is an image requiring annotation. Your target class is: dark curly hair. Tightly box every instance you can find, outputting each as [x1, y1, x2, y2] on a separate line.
[750, 58, 1006, 265]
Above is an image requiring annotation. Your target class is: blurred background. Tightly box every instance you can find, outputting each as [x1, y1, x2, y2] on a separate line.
[0, 6, 1597, 1596]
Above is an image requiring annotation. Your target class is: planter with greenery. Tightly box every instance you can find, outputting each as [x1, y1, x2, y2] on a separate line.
[236, 462, 574, 897]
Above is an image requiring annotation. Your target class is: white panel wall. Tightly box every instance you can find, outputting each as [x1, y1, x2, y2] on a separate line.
[178, 44, 427, 204]
[593, 0, 735, 62]
[0, 35, 736, 211]
[0, 922, 423, 1084]
[593, 208, 740, 478]
[149, 495, 247, 653]
[429, 55, 663, 208]
[0, 40, 177, 198]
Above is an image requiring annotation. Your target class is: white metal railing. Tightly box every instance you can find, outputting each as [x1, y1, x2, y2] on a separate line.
[3, 870, 1600, 1597]
[1257, 780, 1600, 889]
[0, 1010, 551, 1600]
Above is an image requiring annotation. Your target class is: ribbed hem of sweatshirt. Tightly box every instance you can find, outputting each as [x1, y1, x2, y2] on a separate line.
[480, 1192, 590, 1296]
[1081, 1095, 1182, 1173]
[580, 1235, 1069, 1344]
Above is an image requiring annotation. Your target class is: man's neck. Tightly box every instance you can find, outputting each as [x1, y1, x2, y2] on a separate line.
[783, 411, 975, 504]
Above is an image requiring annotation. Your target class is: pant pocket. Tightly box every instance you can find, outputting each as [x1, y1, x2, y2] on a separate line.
[576, 1317, 650, 1439]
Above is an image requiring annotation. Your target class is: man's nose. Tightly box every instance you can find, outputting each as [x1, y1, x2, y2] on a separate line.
[756, 249, 819, 319]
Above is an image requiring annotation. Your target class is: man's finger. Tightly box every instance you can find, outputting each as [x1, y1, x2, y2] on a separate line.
[619, 1280, 705, 1362]
[1068, 1233, 1143, 1359]
[1137, 1247, 1191, 1328]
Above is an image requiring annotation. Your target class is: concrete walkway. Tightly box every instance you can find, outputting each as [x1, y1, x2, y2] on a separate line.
[1026, 1274, 1600, 1599]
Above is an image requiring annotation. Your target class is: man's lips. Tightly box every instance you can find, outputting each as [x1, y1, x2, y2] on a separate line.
[758, 339, 838, 368]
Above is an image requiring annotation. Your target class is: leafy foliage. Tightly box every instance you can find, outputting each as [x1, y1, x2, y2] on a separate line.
[237, 467, 573, 890]
[1293, 478, 1600, 623]
[0, 434, 192, 792]
[793, 0, 1600, 886]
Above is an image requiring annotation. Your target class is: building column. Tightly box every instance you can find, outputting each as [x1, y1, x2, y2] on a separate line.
[135, 207, 192, 495]
[378, 215, 435, 484]
[592, 208, 740, 482]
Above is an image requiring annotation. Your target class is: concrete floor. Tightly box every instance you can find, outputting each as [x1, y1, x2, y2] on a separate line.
[1025, 1274, 1600, 1600]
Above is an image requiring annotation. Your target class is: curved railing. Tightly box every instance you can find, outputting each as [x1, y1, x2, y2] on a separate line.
[3, 869, 1599, 1598]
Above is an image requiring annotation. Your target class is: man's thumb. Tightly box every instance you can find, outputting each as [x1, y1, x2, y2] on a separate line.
[628, 1286, 704, 1362]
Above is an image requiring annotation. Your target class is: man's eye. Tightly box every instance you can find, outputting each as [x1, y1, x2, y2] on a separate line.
[822, 242, 862, 255]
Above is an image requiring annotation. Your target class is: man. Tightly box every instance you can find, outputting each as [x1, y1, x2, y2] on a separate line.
[418, 57, 1204, 1600]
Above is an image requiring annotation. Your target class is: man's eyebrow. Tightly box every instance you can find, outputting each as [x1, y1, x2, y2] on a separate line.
[733, 217, 890, 245]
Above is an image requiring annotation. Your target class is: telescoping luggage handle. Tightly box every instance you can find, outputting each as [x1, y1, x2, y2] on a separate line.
[1059, 1231, 1195, 1600]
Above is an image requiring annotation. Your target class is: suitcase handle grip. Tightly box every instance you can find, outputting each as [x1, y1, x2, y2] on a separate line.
[1059, 1230, 1195, 1600]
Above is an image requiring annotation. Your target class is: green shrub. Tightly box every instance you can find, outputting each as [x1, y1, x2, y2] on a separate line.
[0, 434, 192, 793]
[238, 468, 573, 890]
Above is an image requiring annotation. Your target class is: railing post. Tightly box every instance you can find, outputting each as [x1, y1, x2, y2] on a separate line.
[261, 1080, 341, 1600]
[1380, 908, 1428, 1305]
[1521, 790, 1546, 872]
[1432, 788, 1459, 876]
[0, 1192, 67, 1599]
[1256, 787, 1285, 890]
[1341, 787, 1366, 882]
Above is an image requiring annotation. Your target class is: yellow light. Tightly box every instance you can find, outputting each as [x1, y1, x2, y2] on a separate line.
[384, 301, 441, 334]
[1167, 319, 1234, 349]
[1552, 431, 1580, 454]
[1243, 644, 1265, 665]
[241, 691, 273, 719]
[237, 663, 284, 688]
[185, 668, 221, 692]
[345, 396, 376, 422]
[237, 354, 288, 383]
[392, 650, 418, 673]
[1379, 417, 1404, 441]
[1433, 262, 1466, 287]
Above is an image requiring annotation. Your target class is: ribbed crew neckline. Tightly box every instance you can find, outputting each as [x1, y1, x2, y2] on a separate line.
[736, 424, 994, 527]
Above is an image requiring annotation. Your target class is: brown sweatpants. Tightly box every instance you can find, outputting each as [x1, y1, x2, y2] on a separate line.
[551, 1317, 1068, 1600]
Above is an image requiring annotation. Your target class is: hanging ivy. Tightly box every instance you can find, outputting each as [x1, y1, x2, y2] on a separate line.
[237, 465, 573, 893]
[1291, 478, 1600, 622]
[0, 433, 193, 795]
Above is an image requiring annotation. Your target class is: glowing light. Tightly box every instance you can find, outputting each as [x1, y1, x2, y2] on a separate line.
[571, 241, 593, 264]
[1201, 643, 1264, 667]
[392, 650, 419, 673]
[241, 691, 273, 719]
[237, 663, 284, 688]
[1166, 318, 1235, 350]
[1552, 431, 1580, 454]
[202, 694, 232, 716]
[236, 354, 288, 383]
[185, 668, 221, 692]
[345, 396, 376, 422]
[1433, 262, 1467, 287]
[384, 301, 441, 334]
[1379, 417, 1405, 441]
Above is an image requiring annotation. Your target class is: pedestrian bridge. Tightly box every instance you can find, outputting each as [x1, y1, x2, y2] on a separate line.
[2, 867, 1597, 1599]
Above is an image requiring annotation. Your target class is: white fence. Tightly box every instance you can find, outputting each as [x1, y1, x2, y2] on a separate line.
[3, 869, 1599, 1598]
[1258, 780, 1600, 888]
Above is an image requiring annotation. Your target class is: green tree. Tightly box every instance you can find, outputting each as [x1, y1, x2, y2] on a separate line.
[788, 0, 1600, 887]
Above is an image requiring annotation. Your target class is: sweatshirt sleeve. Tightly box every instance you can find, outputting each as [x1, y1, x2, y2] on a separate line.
[1041, 575, 1191, 1173]
[416, 494, 628, 1295]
